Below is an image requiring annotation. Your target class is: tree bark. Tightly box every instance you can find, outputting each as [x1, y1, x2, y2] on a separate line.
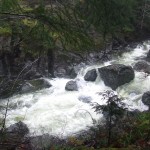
[140, 0, 147, 29]
[1, 53, 9, 76]
[47, 48, 55, 77]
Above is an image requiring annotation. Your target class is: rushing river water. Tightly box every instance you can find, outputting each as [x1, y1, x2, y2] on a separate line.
[0, 41, 150, 137]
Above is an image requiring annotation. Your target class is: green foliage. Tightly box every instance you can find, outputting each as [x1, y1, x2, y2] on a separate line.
[0, 26, 11, 35]
[135, 0, 150, 30]
[92, 91, 127, 147]
[121, 112, 150, 147]
[92, 91, 126, 118]
[0, 0, 21, 12]
[0, 0, 93, 57]
[77, 0, 135, 39]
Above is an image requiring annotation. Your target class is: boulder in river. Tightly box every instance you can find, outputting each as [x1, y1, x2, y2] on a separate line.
[133, 60, 150, 74]
[0, 121, 30, 150]
[21, 82, 34, 93]
[84, 69, 97, 82]
[28, 78, 52, 90]
[78, 95, 92, 103]
[21, 78, 52, 93]
[142, 91, 150, 107]
[98, 64, 135, 90]
[6, 121, 29, 135]
[0, 78, 52, 98]
[65, 80, 78, 91]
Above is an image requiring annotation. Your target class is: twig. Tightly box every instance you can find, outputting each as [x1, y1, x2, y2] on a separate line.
[1, 57, 40, 132]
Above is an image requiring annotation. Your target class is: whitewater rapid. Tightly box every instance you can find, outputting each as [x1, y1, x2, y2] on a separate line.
[0, 41, 150, 137]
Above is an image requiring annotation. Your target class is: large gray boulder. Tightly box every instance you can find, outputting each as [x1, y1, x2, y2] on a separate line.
[65, 80, 78, 91]
[142, 91, 150, 107]
[133, 61, 150, 74]
[0, 122, 30, 150]
[21, 82, 34, 93]
[20, 79, 52, 94]
[0, 78, 52, 99]
[28, 78, 52, 90]
[98, 64, 135, 90]
[84, 69, 97, 82]
[6, 121, 29, 136]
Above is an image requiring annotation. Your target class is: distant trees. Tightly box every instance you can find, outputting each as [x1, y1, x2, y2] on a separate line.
[136, 0, 150, 30]
[76, 0, 136, 45]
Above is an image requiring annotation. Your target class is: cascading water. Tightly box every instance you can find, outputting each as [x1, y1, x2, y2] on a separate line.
[0, 41, 150, 137]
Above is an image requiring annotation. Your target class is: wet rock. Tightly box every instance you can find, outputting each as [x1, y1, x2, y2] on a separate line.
[28, 78, 52, 91]
[23, 70, 43, 80]
[21, 82, 34, 93]
[0, 79, 23, 99]
[67, 67, 77, 79]
[98, 64, 135, 90]
[0, 78, 52, 98]
[87, 52, 101, 63]
[55, 52, 82, 78]
[0, 122, 30, 150]
[55, 66, 77, 79]
[78, 96, 92, 103]
[74, 62, 86, 74]
[30, 134, 65, 150]
[7, 121, 29, 135]
[142, 91, 150, 107]
[65, 80, 78, 91]
[146, 50, 150, 62]
[84, 69, 97, 82]
[129, 42, 138, 49]
[55, 67, 66, 78]
[133, 61, 150, 74]
[22, 61, 43, 80]
[55, 65, 77, 79]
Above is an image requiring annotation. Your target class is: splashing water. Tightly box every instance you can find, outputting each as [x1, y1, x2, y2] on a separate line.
[0, 41, 150, 137]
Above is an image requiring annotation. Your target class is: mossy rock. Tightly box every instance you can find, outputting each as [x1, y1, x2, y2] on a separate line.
[0, 78, 52, 99]
[20, 78, 52, 94]
[28, 78, 52, 91]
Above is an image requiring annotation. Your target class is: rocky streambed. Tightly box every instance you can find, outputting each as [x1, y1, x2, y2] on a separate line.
[0, 40, 150, 149]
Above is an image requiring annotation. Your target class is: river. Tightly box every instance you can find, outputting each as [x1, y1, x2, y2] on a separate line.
[0, 41, 150, 137]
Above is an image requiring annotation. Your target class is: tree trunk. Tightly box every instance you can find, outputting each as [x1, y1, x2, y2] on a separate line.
[1, 53, 9, 76]
[140, 0, 147, 29]
[9, 27, 21, 75]
[47, 48, 55, 77]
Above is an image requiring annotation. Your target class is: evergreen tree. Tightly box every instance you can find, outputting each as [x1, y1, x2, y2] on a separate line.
[0, 0, 93, 76]
[77, 0, 135, 44]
